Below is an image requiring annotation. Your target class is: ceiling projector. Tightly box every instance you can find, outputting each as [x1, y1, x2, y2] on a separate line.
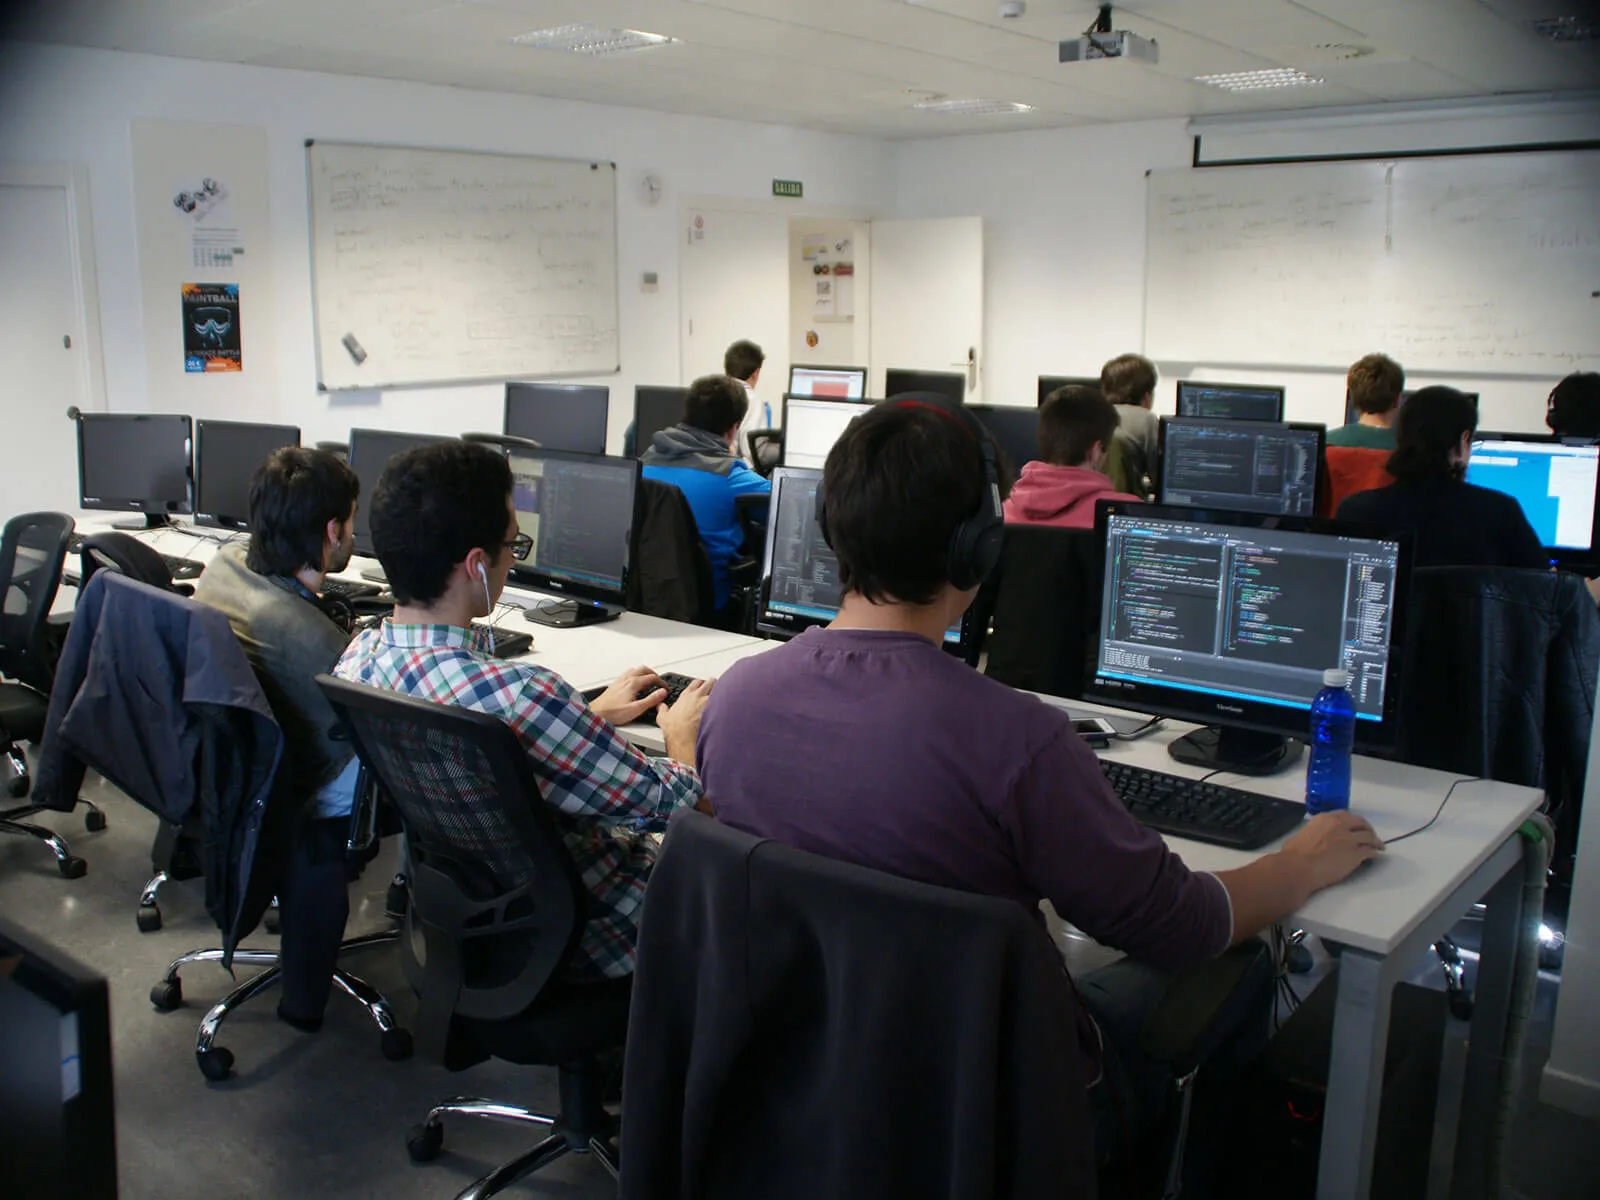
[1060, 5, 1158, 64]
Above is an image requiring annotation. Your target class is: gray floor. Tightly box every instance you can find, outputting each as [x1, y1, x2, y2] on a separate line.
[4, 763, 1600, 1199]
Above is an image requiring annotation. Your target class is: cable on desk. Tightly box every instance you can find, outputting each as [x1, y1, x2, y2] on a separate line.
[1109, 716, 1166, 742]
[1383, 776, 1479, 846]
[533, 599, 578, 616]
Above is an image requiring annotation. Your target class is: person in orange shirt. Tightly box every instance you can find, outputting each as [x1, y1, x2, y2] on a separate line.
[1002, 385, 1144, 529]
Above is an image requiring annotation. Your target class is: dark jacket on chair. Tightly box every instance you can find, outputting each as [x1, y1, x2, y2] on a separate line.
[35, 571, 285, 964]
[620, 810, 1095, 1200]
[626, 478, 715, 625]
[968, 525, 1102, 700]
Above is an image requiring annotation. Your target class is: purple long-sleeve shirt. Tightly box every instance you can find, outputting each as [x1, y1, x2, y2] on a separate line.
[698, 629, 1233, 970]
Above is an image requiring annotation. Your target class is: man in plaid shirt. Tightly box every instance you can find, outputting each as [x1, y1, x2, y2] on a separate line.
[334, 440, 710, 980]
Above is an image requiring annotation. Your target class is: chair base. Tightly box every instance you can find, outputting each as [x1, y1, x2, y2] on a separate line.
[150, 930, 412, 1080]
[1, 795, 106, 879]
[407, 1096, 620, 1200]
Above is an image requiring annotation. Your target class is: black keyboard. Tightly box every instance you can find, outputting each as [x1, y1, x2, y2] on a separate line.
[321, 578, 382, 600]
[474, 625, 533, 660]
[1100, 759, 1307, 850]
[658, 672, 697, 705]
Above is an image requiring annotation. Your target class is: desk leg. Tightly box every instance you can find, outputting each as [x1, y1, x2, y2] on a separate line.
[1449, 860, 1524, 1200]
[1317, 946, 1393, 1200]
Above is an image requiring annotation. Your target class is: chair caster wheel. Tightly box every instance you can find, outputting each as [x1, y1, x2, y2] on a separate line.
[150, 979, 182, 1010]
[197, 1046, 234, 1082]
[385, 879, 409, 920]
[84, 809, 106, 832]
[1448, 993, 1475, 1022]
[7, 774, 28, 798]
[136, 905, 162, 932]
[59, 855, 87, 879]
[406, 1120, 444, 1162]
[263, 908, 281, 935]
[382, 1027, 414, 1061]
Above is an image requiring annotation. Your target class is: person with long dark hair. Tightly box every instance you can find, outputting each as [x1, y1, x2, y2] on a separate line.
[1336, 385, 1545, 569]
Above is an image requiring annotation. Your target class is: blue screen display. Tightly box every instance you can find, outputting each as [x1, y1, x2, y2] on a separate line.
[1466, 439, 1599, 551]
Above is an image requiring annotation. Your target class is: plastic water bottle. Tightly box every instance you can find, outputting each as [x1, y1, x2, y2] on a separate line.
[1305, 668, 1356, 815]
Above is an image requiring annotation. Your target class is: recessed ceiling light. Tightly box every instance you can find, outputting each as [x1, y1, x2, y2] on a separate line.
[1194, 67, 1325, 92]
[1527, 15, 1599, 42]
[510, 24, 678, 56]
[913, 97, 1036, 115]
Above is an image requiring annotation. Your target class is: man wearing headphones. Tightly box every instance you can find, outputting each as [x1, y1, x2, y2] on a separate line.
[333, 440, 711, 983]
[696, 402, 1382, 1169]
[195, 445, 365, 1032]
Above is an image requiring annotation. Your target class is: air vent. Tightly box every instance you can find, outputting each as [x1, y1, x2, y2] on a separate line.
[1194, 67, 1326, 93]
[1527, 15, 1599, 42]
[913, 97, 1036, 115]
[510, 24, 677, 56]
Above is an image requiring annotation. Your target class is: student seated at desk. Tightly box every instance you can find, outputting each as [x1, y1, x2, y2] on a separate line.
[1002, 385, 1142, 530]
[194, 446, 364, 1031]
[695, 401, 1382, 1166]
[640, 374, 771, 626]
[1547, 371, 1600, 439]
[1328, 353, 1404, 450]
[1337, 385, 1546, 570]
[334, 441, 709, 981]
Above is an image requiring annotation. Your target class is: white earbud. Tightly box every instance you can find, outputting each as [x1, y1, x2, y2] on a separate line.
[476, 562, 492, 614]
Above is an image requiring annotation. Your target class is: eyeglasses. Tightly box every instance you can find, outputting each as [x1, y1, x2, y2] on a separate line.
[504, 532, 533, 561]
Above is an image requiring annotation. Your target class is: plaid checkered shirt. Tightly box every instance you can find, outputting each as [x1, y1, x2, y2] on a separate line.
[333, 621, 703, 980]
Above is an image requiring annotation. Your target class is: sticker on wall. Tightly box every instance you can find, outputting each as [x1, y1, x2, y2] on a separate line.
[182, 283, 242, 372]
[801, 236, 829, 263]
[689, 211, 705, 243]
[806, 330, 819, 349]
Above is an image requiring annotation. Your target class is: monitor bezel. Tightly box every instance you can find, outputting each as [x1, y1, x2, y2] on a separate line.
[76, 413, 194, 516]
[1469, 430, 1600, 568]
[193, 419, 302, 531]
[631, 384, 688, 458]
[779, 394, 876, 468]
[1037, 375, 1101, 406]
[347, 428, 452, 558]
[1175, 380, 1286, 423]
[786, 364, 868, 399]
[1085, 500, 1411, 753]
[502, 382, 610, 455]
[506, 447, 641, 607]
[1157, 417, 1327, 517]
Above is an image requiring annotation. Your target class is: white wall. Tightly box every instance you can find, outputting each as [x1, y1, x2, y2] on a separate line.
[890, 115, 1581, 429]
[0, 42, 893, 452]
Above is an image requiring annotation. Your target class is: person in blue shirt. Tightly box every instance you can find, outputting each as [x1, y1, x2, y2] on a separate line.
[641, 374, 771, 623]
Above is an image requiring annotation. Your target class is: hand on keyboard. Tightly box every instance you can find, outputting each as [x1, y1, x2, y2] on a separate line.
[588, 666, 677, 726]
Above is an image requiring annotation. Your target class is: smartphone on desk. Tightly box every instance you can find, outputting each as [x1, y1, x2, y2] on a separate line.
[1073, 717, 1115, 747]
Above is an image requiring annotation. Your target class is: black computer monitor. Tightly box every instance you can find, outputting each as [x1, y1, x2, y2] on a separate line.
[1343, 388, 1480, 425]
[193, 420, 301, 530]
[0, 918, 117, 1200]
[1176, 381, 1285, 422]
[968, 405, 1040, 473]
[1466, 433, 1600, 569]
[347, 428, 452, 558]
[503, 383, 609, 455]
[781, 396, 875, 470]
[758, 467, 967, 652]
[76, 413, 192, 528]
[507, 448, 640, 627]
[884, 368, 965, 406]
[632, 385, 688, 458]
[1038, 375, 1101, 406]
[1087, 502, 1409, 775]
[1158, 418, 1325, 518]
[788, 364, 868, 400]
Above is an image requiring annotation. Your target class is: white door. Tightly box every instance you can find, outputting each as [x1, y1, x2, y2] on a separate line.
[0, 182, 97, 519]
[869, 216, 984, 403]
[680, 207, 790, 434]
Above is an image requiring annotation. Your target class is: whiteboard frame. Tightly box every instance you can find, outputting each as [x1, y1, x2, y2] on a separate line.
[305, 138, 622, 392]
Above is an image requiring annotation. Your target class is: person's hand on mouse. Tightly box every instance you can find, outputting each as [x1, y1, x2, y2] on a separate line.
[589, 665, 668, 726]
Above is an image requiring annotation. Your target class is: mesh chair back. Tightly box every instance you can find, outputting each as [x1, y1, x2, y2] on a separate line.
[315, 675, 581, 1025]
[0, 512, 74, 693]
[78, 531, 176, 592]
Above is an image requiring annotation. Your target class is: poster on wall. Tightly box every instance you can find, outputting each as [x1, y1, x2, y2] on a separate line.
[182, 283, 242, 372]
[172, 176, 245, 268]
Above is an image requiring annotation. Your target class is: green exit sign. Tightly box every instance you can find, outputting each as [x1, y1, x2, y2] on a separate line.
[772, 179, 804, 198]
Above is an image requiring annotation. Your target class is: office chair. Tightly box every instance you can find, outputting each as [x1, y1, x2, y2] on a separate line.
[618, 810, 1096, 1200]
[966, 525, 1102, 698]
[78, 531, 192, 596]
[628, 479, 716, 625]
[316, 674, 624, 1197]
[149, 763, 412, 1081]
[725, 494, 770, 635]
[746, 429, 783, 479]
[0, 511, 104, 877]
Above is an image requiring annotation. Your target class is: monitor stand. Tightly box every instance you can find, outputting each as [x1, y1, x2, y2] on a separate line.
[522, 598, 621, 629]
[1168, 725, 1303, 777]
[111, 513, 172, 532]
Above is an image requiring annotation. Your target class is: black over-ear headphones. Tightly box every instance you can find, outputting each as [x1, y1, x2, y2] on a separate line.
[816, 399, 1004, 592]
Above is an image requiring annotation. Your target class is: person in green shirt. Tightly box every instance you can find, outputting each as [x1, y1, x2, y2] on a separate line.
[1327, 352, 1405, 449]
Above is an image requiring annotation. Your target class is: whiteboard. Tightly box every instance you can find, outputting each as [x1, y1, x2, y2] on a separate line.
[1144, 151, 1600, 375]
[306, 142, 619, 390]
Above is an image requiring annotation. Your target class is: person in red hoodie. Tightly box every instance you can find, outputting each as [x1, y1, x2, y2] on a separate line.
[1002, 385, 1144, 529]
